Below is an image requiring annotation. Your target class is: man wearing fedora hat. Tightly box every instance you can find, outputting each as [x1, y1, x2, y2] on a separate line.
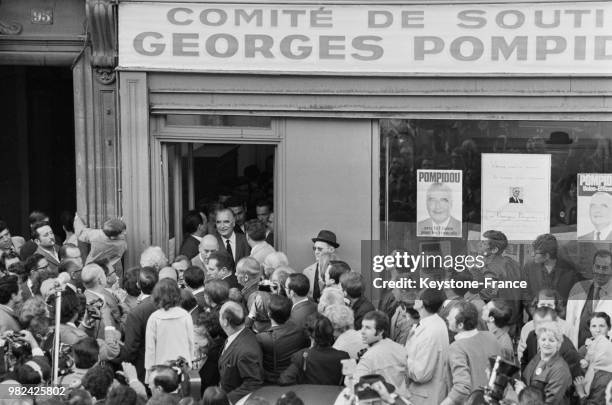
[303, 230, 338, 302]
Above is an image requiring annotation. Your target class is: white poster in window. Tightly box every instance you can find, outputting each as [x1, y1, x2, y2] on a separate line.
[416, 170, 462, 238]
[481, 154, 550, 240]
[577, 173, 612, 242]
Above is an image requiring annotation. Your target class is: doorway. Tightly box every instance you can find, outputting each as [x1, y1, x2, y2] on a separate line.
[0, 66, 76, 239]
[164, 142, 275, 257]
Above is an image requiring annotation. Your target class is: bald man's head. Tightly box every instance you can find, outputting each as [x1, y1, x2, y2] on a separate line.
[199, 234, 219, 261]
[219, 301, 245, 333]
[81, 264, 106, 289]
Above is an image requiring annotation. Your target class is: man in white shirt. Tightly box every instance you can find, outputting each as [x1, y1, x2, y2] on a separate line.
[404, 288, 450, 405]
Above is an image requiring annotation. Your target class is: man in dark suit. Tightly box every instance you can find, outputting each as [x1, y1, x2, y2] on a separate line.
[206, 251, 243, 290]
[218, 301, 263, 403]
[509, 187, 523, 204]
[215, 209, 250, 268]
[32, 221, 61, 273]
[256, 201, 274, 247]
[286, 273, 317, 330]
[118, 267, 158, 382]
[256, 295, 309, 383]
[179, 210, 207, 260]
[226, 197, 247, 235]
[184, 266, 206, 309]
[340, 272, 375, 330]
[416, 182, 462, 238]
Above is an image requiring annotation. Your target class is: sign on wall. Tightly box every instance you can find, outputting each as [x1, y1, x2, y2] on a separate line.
[577, 173, 612, 241]
[481, 154, 551, 241]
[416, 170, 463, 238]
[118, 2, 612, 74]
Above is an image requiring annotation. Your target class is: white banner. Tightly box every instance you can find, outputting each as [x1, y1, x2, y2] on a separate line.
[118, 2, 612, 75]
[481, 154, 551, 240]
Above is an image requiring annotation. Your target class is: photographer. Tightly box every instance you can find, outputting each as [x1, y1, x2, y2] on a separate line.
[1, 329, 51, 384]
[59, 289, 120, 361]
[59, 337, 99, 388]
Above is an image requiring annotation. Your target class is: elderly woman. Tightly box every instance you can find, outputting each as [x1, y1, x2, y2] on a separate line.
[145, 279, 194, 383]
[520, 321, 572, 405]
[574, 335, 612, 405]
[263, 252, 289, 279]
[324, 304, 366, 360]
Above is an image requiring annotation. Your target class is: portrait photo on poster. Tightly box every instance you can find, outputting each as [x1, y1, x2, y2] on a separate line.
[416, 169, 462, 238]
[508, 186, 524, 204]
[577, 173, 612, 242]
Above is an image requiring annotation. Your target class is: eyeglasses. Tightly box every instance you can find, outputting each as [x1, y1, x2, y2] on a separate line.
[594, 264, 611, 271]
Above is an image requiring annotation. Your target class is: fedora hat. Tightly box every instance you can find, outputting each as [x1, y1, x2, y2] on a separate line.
[545, 131, 573, 145]
[311, 230, 339, 248]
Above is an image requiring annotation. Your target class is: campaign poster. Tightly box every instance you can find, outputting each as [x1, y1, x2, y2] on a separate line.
[481, 154, 550, 241]
[416, 170, 462, 238]
[577, 173, 612, 242]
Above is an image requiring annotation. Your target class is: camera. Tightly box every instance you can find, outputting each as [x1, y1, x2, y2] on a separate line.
[258, 280, 279, 293]
[0, 331, 32, 374]
[85, 298, 104, 320]
[466, 356, 519, 405]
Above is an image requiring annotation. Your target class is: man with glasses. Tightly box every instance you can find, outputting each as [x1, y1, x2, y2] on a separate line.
[522, 234, 580, 306]
[303, 230, 339, 302]
[567, 250, 612, 348]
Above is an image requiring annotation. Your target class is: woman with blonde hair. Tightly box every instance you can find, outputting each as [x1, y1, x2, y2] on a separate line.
[519, 321, 572, 404]
[323, 304, 366, 360]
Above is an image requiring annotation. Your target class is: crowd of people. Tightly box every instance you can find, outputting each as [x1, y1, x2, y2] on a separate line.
[1, 199, 612, 405]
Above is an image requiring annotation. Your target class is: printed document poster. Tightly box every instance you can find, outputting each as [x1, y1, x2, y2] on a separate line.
[416, 170, 462, 238]
[481, 154, 550, 240]
[577, 173, 612, 242]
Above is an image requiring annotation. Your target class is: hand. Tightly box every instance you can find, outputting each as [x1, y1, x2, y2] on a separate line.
[514, 380, 526, 394]
[122, 362, 138, 383]
[18, 330, 40, 350]
[370, 381, 395, 404]
[574, 376, 587, 397]
[580, 359, 589, 369]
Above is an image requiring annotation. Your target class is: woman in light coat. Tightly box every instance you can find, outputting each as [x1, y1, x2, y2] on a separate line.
[145, 278, 194, 383]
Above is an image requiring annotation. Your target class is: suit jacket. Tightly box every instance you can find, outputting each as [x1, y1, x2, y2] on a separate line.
[416, 216, 462, 238]
[256, 321, 310, 383]
[119, 296, 157, 382]
[302, 263, 324, 301]
[222, 274, 243, 291]
[35, 245, 61, 273]
[278, 346, 349, 386]
[265, 231, 274, 247]
[218, 328, 264, 403]
[179, 235, 200, 259]
[521, 330, 582, 379]
[566, 279, 612, 347]
[193, 290, 207, 310]
[352, 296, 376, 330]
[216, 232, 250, 265]
[288, 299, 317, 330]
[579, 230, 612, 241]
[509, 197, 523, 203]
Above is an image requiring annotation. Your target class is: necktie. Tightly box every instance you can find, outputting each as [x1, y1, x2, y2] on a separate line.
[225, 239, 234, 266]
[593, 285, 602, 310]
[596, 232, 601, 241]
[313, 264, 321, 302]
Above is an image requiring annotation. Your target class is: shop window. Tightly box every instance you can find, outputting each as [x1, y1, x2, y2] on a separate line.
[166, 114, 271, 128]
[380, 119, 612, 241]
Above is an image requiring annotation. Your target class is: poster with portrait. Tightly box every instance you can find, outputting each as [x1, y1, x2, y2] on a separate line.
[577, 173, 612, 242]
[416, 170, 462, 238]
[481, 154, 550, 241]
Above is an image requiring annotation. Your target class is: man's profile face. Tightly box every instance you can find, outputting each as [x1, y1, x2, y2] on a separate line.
[593, 255, 612, 287]
[216, 211, 235, 238]
[35, 225, 55, 248]
[447, 307, 460, 333]
[589, 193, 612, 230]
[426, 188, 452, 224]
[313, 241, 333, 260]
[256, 206, 271, 224]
